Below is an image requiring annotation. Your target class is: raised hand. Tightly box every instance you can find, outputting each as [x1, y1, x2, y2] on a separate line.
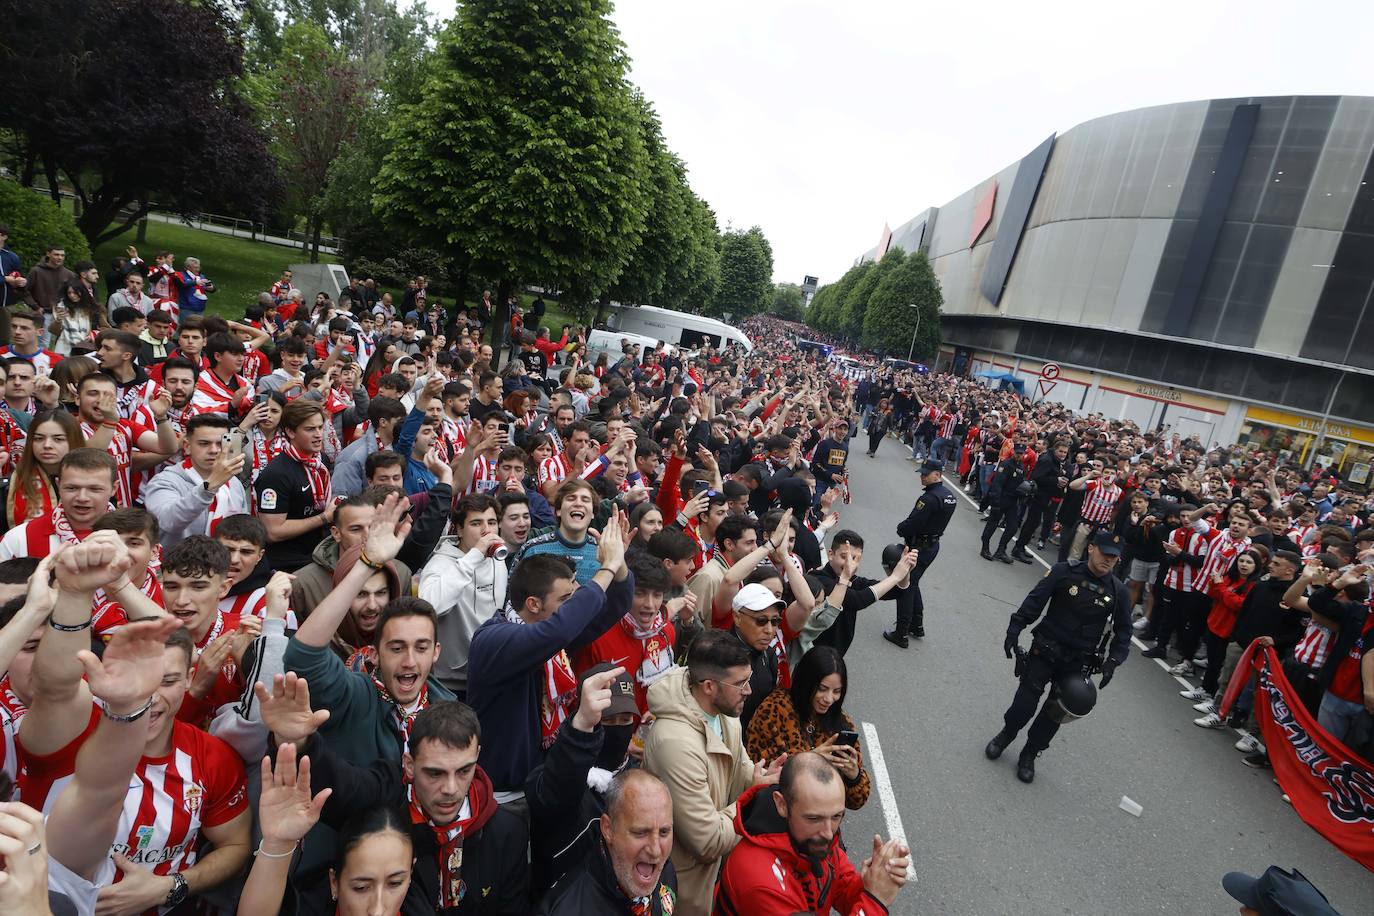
[257, 743, 331, 851]
[363, 492, 412, 565]
[53, 531, 132, 595]
[188, 632, 234, 700]
[752, 755, 786, 786]
[572, 665, 624, 732]
[77, 617, 181, 714]
[255, 673, 330, 744]
[596, 507, 627, 574]
[768, 508, 794, 551]
[264, 571, 293, 621]
[0, 802, 48, 914]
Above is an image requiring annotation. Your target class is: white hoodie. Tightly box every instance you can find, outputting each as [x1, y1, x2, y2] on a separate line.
[418, 537, 509, 695]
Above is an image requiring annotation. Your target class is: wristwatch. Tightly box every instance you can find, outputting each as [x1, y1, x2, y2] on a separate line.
[165, 873, 189, 908]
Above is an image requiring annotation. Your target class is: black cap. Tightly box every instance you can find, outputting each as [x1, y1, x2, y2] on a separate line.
[1092, 530, 1123, 556]
[920, 459, 944, 474]
[1221, 867, 1340, 915]
[577, 663, 640, 720]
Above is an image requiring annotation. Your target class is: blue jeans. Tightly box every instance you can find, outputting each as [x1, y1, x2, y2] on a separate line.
[930, 436, 953, 464]
[1318, 692, 1368, 742]
[978, 463, 997, 497]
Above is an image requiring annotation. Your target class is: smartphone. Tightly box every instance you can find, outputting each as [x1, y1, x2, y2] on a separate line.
[835, 729, 860, 747]
[504, 423, 517, 444]
[692, 479, 711, 497]
[222, 429, 246, 462]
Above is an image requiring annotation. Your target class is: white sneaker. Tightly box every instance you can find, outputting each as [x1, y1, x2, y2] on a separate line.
[1167, 660, 1196, 677]
[1234, 734, 1262, 754]
[1192, 699, 1217, 714]
[1194, 712, 1225, 729]
[1179, 686, 1209, 702]
[1132, 618, 1150, 632]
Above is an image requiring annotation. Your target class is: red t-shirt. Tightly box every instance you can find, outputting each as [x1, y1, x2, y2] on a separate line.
[1329, 615, 1374, 703]
[574, 617, 677, 714]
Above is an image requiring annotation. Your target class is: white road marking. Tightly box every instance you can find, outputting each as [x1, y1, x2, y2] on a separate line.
[860, 721, 917, 883]
[945, 475, 1258, 743]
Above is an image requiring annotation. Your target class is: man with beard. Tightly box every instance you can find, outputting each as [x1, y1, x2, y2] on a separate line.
[714, 753, 910, 915]
[261, 684, 528, 915]
[643, 629, 784, 916]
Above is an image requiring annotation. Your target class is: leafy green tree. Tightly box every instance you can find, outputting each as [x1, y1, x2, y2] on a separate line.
[0, 0, 278, 248]
[0, 180, 91, 266]
[769, 283, 805, 322]
[813, 261, 870, 334]
[863, 250, 943, 359]
[675, 195, 722, 308]
[709, 226, 774, 319]
[839, 250, 905, 341]
[259, 21, 372, 262]
[805, 283, 834, 330]
[374, 0, 651, 347]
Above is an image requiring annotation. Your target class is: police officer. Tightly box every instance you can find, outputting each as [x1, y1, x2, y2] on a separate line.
[985, 529, 1132, 783]
[884, 459, 957, 648]
[979, 443, 1029, 563]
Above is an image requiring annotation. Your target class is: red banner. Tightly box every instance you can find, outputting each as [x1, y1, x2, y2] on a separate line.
[1219, 642, 1374, 872]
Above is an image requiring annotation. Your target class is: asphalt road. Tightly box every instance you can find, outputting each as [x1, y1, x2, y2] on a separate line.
[826, 433, 1374, 915]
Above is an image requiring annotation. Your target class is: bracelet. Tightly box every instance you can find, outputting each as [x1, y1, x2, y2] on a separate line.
[101, 696, 154, 722]
[837, 580, 852, 587]
[359, 549, 385, 570]
[255, 840, 298, 859]
[49, 616, 93, 632]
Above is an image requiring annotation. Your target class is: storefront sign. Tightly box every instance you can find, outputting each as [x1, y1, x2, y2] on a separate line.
[1244, 407, 1374, 446]
[1133, 383, 1184, 402]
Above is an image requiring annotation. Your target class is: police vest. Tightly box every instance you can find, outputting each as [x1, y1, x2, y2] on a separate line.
[1035, 569, 1117, 654]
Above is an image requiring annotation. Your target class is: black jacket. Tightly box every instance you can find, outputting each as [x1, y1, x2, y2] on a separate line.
[985, 456, 1028, 510]
[525, 718, 604, 897]
[1231, 575, 1303, 653]
[538, 836, 677, 915]
[294, 733, 530, 916]
[1307, 586, 1371, 690]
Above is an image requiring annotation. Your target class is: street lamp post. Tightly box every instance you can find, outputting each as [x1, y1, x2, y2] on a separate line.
[907, 303, 921, 362]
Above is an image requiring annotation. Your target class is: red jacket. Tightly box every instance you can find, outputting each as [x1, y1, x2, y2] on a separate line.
[713, 784, 887, 916]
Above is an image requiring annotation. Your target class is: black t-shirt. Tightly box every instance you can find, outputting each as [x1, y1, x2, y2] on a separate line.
[254, 454, 325, 572]
[519, 348, 548, 377]
[469, 397, 503, 424]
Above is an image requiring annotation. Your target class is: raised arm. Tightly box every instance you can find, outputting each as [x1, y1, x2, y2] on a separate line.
[0, 556, 56, 680]
[20, 535, 131, 757]
[47, 617, 180, 881]
[294, 494, 411, 649]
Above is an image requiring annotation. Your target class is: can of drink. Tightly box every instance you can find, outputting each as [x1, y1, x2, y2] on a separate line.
[486, 542, 509, 561]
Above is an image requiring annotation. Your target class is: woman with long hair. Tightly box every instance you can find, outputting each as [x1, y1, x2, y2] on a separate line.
[242, 391, 289, 489]
[46, 357, 96, 413]
[525, 432, 555, 469]
[628, 501, 663, 550]
[48, 280, 108, 356]
[745, 645, 871, 809]
[592, 351, 609, 379]
[6, 410, 83, 526]
[866, 397, 893, 457]
[362, 342, 400, 398]
[238, 750, 414, 916]
[1189, 549, 1265, 716]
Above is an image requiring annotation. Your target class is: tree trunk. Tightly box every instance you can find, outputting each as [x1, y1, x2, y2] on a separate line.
[136, 218, 148, 244]
[310, 214, 321, 264]
[20, 149, 35, 188]
[41, 155, 60, 204]
[490, 278, 513, 371]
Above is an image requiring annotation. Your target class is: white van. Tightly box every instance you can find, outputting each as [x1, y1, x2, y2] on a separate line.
[603, 304, 753, 354]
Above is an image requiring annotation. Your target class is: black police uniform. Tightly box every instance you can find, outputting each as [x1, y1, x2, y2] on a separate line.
[980, 454, 1028, 561]
[887, 461, 957, 644]
[987, 531, 1132, 782]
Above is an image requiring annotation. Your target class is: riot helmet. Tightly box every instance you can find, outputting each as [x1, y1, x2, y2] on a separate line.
[1046, 672, 1098, 725]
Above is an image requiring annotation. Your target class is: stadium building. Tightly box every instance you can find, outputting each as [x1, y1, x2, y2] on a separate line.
[860, 95, 1374, 487]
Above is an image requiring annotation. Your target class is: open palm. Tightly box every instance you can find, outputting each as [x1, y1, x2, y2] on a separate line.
[258, 744, 331, 845]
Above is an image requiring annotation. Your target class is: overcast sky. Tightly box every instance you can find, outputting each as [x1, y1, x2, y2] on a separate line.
[423, 0, 1374, 286]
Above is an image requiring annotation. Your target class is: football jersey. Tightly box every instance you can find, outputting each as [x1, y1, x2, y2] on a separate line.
[20, 708, 248, 897]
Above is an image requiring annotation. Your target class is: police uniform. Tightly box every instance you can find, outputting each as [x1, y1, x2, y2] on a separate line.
[986, 530, 1132, 782]
[885, 459, 957, 645]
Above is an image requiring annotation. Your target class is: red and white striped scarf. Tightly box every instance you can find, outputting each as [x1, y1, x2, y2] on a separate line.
[1197, 528, 1251, 586]
[283, 443, 329, 509]
[191, 369, 245, 415]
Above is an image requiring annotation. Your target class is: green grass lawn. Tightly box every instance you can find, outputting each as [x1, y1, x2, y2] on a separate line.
[92, 221, 337, 320]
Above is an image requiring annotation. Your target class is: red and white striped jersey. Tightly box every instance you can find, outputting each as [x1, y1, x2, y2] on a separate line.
[937, 411, 961, 438]
[1293, 620, 1335, 668]
[81, 413, 153, 507]
[190, 370, 246, 417]
[19, 709, 247, 888]
[919, 405, 939, 425]
[1162, 527, 1209, 592]
[436, 416, 469, 463]
[1195, 526, 1251, 586]
[114, 378, 161, 422]
[92, 574, 164, 638]
[240, 349, 271, 389]
[464, 458, 501, 496]
[1079, 478, 1123, 525]
[219, 588, 299, 630]
[0, 347, 62, 375]
[0, 407, 25, 476]
[0, 678, 24, 787]
[538, 453, 572, 490]
[1288, 523, 1318, 556]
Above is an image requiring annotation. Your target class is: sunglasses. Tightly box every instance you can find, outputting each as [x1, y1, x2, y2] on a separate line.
[741, 613, 783, 627]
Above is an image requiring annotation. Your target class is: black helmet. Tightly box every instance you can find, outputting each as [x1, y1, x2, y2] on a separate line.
[880, 543, 905, 573]
[1047, 673, 1098, 725]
